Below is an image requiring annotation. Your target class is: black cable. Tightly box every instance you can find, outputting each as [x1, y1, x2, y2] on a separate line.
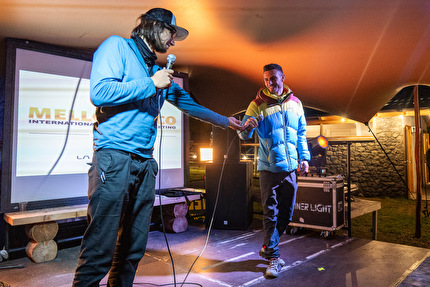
[35, 63, 89, 192]
[133, 283, 202, 287]
[101, 282, 202, 287]
[46, 77, 81, 175]
[153, 79, 242, 286]
[157, 88, 177, 287]
[180, 132, 236, 287]
[365, 122, 414, 199]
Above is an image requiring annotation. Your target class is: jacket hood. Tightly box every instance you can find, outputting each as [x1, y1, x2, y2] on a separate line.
[258, 84, 293, 105]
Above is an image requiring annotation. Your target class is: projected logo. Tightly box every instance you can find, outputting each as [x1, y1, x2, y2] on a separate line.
[28, 107, 95, 123]
[153, 101, 183, 169]
[16, 70, 95, 177]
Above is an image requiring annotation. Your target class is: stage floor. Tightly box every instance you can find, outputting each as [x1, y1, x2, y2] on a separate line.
[0, 219, 429, 287]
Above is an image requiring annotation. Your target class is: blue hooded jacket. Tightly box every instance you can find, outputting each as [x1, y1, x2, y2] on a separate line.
[90, 36, 229, 158]
[239, 86, 310, 172]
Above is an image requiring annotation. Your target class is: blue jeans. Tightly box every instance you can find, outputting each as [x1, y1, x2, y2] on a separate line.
[73, 149, 158, 287]
[259, 170, 298, 259]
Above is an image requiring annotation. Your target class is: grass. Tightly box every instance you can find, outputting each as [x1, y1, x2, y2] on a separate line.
[351, 197, 430, 249]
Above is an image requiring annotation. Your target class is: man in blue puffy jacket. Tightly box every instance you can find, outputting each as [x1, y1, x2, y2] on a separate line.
[239, 63, 310, 278]
[73, 8, 243, 287]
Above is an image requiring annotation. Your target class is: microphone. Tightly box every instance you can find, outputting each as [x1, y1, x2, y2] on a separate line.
[166, 54, 176, 69]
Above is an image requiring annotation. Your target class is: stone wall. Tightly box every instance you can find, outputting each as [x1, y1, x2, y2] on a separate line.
[325, 116, 408, 198]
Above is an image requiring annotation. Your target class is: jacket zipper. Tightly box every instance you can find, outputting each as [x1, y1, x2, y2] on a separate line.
[280, 99, 292, 170]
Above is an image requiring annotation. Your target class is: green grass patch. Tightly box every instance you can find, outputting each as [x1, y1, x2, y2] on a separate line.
[351, 197, 430, 248]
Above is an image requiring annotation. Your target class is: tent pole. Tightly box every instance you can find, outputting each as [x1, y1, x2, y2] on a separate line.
[414, 85, 422, 238]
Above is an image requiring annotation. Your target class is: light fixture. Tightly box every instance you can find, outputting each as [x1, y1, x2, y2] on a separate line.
[315, 135, 329, 149]
[200, 148, 213, 162]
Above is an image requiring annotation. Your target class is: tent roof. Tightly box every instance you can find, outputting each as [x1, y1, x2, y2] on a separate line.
[1, 0, 429, 123]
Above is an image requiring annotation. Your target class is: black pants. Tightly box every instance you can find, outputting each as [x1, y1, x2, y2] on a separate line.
[259, 170, 298, 259]
[73, 149, 158, 287]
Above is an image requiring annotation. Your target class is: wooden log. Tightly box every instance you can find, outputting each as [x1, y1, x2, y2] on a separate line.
[163, 216, 188, 233]
[26, 240, 58, 263]
[162, 202, 189, 218]
[25, 222, 58, 242]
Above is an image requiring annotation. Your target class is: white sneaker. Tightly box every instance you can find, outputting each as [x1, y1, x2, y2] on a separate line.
[259, 247, 285, 266]
[265, 258, 282, 278]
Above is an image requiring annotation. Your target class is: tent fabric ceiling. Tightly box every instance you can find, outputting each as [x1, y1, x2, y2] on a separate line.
[1, 0, 430, 123]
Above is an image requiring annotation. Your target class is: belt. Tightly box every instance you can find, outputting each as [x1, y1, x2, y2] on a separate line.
[99, 148, 150, 162]
[128, 152, 149, 162]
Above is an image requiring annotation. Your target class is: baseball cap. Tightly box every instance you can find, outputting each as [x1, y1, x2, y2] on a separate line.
[145, 8, 189, 41]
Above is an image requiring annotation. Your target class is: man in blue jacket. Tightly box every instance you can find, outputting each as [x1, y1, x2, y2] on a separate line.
[239, 63, 310, 278]
[73, 8, 243, 287]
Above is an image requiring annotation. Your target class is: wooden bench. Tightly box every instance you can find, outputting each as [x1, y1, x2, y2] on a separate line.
[4, 204, 87, 263]
[349, 198, 382, 240]
[4, 193, 201, 263]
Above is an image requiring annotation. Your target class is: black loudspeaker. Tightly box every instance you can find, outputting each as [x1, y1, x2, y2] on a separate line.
[212, 126, 240, 163]
[205, 162, 253, 229]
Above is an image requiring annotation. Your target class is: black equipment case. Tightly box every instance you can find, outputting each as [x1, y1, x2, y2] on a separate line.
[290, 175, 345, 236]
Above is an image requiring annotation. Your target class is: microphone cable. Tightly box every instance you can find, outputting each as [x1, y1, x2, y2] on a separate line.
[365, 122, 414, 199]
[34, 62, 90, 194]
[156, 86, 177, 287]
[154, 64, 246, 286]
[180, 130, 238, 287]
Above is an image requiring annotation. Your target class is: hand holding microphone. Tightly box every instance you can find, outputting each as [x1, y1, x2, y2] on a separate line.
[242, 114, 263, 131]
[151, 54, 176, 89]
[228, 117, 243, 131]
[151, 69, 173, 89]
